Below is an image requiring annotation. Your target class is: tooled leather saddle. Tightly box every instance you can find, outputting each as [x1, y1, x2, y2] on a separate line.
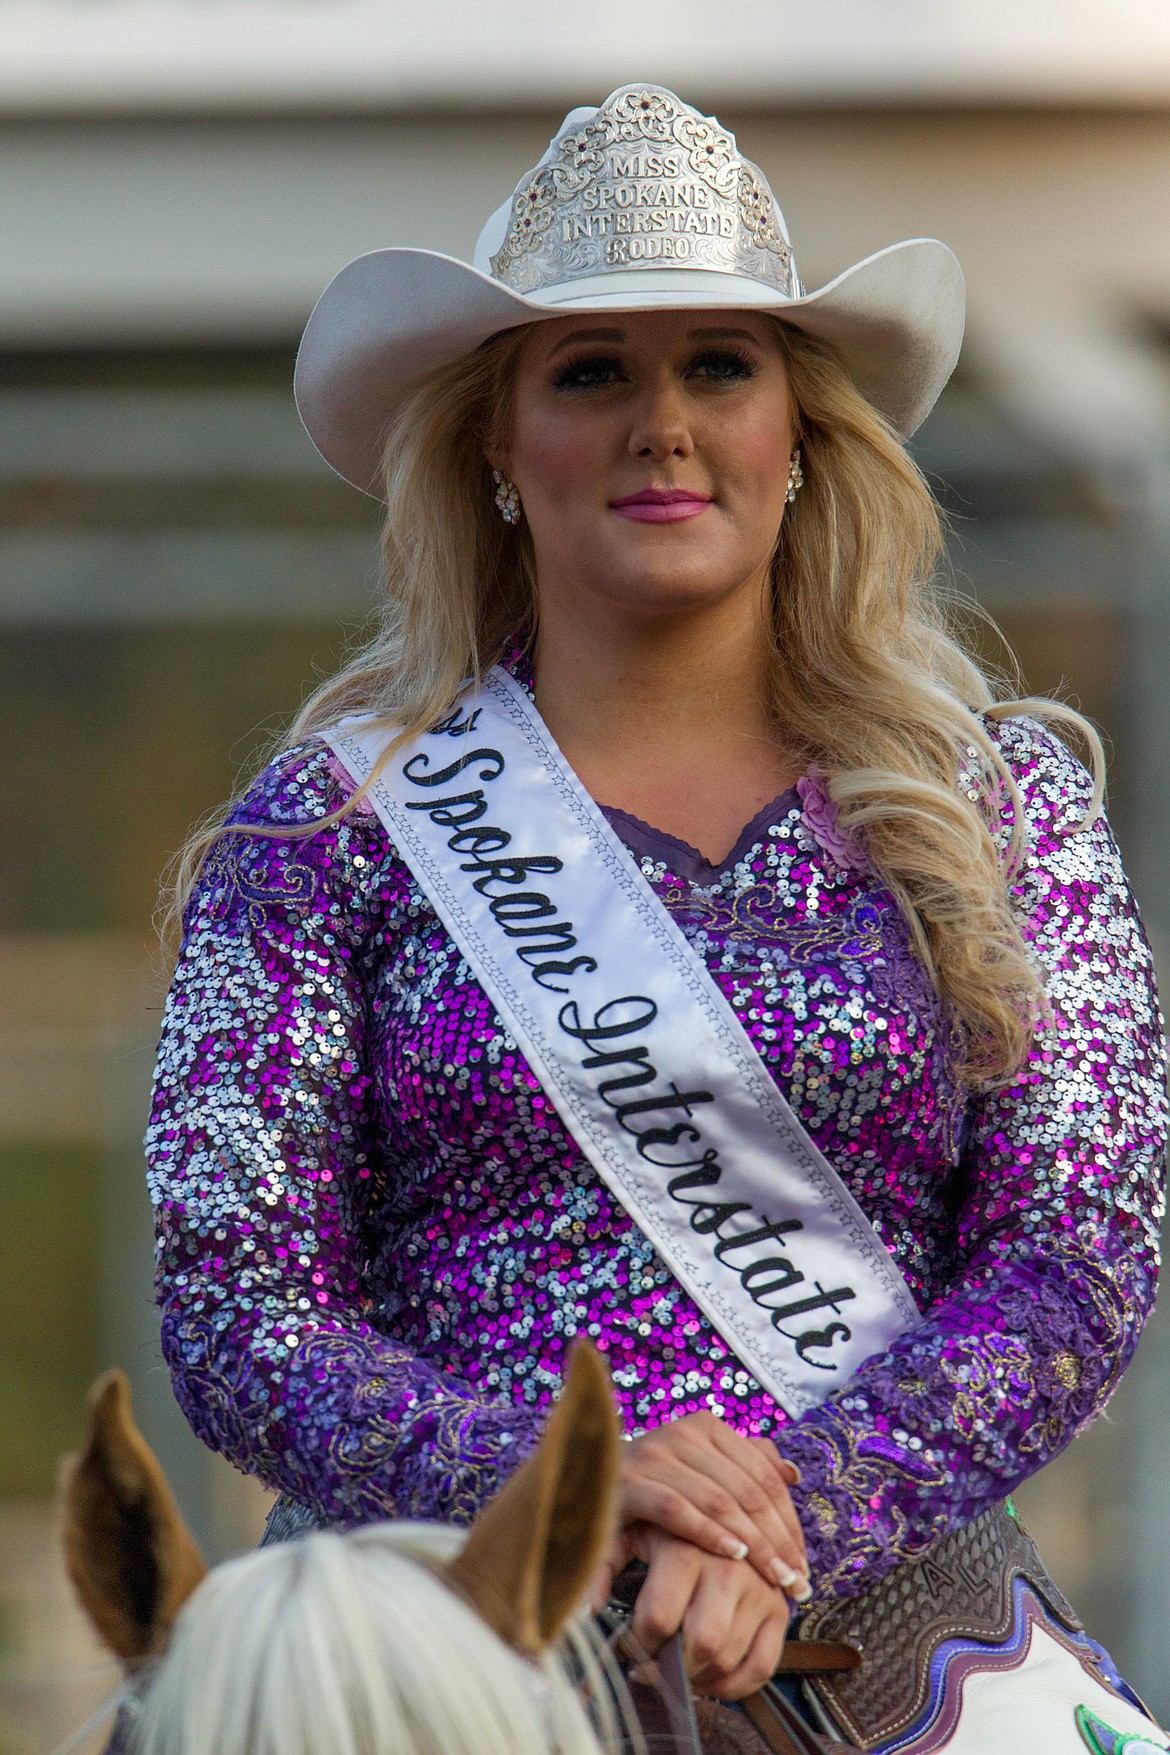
[608, 1501, 1085, 1754]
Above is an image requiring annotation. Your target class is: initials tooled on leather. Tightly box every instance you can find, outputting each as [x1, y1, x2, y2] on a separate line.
[791, 1503, 1081, 1748]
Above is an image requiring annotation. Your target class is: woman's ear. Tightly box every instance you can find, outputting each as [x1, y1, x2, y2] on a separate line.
[445, 1340, 621, 1656]
[59, 1370, 208, 1665]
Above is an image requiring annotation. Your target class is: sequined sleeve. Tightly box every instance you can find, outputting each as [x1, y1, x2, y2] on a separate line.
[145, 745, 543, 1526]
[778, 718, 1168, 1602]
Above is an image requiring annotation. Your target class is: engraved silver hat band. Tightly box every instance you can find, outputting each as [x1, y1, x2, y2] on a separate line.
[484, 85, 801, 302]
[504, 270, 797, 310]
[295, 83, 966, 496]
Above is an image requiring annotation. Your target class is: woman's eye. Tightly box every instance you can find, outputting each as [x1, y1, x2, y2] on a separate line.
[550, 354, 626, 390]
[548, 347, 756, 391]
[688, 348, 756, 385]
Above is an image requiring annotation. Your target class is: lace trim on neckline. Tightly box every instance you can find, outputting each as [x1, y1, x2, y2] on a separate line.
[601, 793, 803, 880]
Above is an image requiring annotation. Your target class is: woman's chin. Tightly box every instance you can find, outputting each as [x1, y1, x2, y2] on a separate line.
[580, 583, 757, 627]
[589, 556, 765, 616]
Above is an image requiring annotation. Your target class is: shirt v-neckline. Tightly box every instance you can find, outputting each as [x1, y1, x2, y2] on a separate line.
[599, 790, 802, 884]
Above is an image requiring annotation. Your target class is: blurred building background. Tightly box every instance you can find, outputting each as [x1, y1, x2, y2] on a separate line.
[2, 3, 1169, 1749]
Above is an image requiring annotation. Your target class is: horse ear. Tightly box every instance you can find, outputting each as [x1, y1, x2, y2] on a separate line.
[445, 1340, 621, 1656]
[60, 1370, 208, 1664]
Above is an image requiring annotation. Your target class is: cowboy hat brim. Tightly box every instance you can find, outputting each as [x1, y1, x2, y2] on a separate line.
[294, 237, 964, 498]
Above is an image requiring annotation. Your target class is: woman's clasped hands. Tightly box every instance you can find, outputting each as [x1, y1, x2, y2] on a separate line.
[592, 1410, 809, 1700]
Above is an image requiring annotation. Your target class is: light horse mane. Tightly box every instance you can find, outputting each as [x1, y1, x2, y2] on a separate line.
[59, 1344, 627, 1755]
[129, 1521, 615, 1755]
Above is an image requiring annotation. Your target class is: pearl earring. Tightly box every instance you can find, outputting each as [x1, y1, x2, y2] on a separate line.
[786, 448, 804, 505]
[491, 468, 521, 525]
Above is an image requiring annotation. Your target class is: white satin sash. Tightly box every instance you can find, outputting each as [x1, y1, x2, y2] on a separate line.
[328, 667, 921, 1416]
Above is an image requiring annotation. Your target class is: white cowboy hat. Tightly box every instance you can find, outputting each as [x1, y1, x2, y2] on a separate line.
[295, 84, 965, 498]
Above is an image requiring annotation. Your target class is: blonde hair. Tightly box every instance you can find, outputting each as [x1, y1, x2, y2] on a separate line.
[130, 1523, 620, 1755]
[169, 320, 1101, 1086]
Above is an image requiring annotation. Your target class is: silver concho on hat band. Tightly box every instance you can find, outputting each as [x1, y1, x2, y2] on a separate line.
[490, 85, 802, 300]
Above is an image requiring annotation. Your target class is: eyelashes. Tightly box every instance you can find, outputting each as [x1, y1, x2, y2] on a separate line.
[549, 347, 758, 391]
[690, 348, 757, 386]
[549, 353, 624, 390]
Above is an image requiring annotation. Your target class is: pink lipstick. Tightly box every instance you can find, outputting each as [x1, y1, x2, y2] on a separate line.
[610, 487, 713, 523]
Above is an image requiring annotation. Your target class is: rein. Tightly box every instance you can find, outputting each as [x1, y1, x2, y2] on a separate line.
[603, 1569, 858, 1755]
[638, 1632, 856, 1755]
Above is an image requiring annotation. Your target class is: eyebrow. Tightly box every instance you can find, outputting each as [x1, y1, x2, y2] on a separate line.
[545, 324, 767, 360]
[545, 327, 625, 359]
[687, 327, 767, 345]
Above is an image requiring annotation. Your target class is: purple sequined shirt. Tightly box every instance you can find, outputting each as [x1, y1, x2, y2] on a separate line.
[146, 676, 1167, 1603]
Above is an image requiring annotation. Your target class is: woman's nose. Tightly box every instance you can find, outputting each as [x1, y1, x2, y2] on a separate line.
[628, 378, 695, 461]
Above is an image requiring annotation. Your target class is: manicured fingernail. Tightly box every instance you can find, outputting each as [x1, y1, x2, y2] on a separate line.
[770, 1558, 801, 1589]
[792, 1577, 813, 1604]
[720, 1537, 750, 1561]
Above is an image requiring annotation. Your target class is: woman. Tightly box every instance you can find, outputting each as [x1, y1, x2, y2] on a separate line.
[148, 86, 1167, 1746]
